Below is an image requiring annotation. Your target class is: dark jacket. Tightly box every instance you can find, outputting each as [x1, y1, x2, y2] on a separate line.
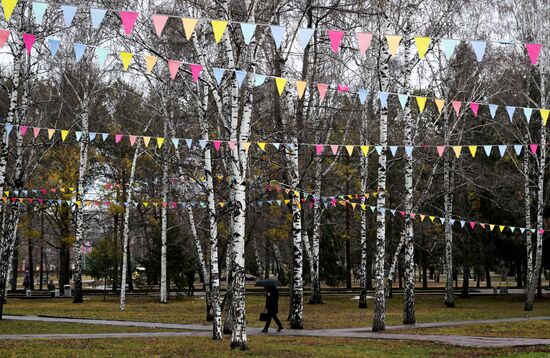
[265, 287, 279, 314]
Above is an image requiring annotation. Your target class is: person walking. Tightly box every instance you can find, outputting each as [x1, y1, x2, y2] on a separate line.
[261, 286, 283, 333]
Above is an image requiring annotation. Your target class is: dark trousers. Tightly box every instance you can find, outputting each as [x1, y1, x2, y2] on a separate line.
[263, 312, 283, 330]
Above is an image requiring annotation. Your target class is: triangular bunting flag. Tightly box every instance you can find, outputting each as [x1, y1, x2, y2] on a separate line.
[483, 145, 492, 156]
[234, 70, 247, 88]
[22, 33, 35, 55]
[398, 94, 408, 109]
[345, 145, 354, 156]
[211, 20, 228, 43]
[452, 146, 462, 158]
[468, 145, 477, 157]
[0, 29, 9, 48]
[156, 137, 164, 148]
[32, 2, 47, 24]
[513, 144, 522, 156]
[386, 35, 402, 57]
[152, 15, 168, 37]
[2, 0, 18, 21]
[506, 106, 515, 122]
[358, 89, 369, 104]
[356, 32, 372, 55]
[525, 43, 542, 65]
[415, 37, 431, 59]
[47, 38, 61, 56]
[61, 130, 69, 141]
[74, 43, 87, 62]
[378, 91, 389, 108]
[270, 25, 285, 48]
[436, 146, 445, 157]
[61, 5, 77, 27]
[298, 28, 314, 49]
[240, 23, 256, 45]
[144, 55, 157, 73]
[523, 107, 533, 123]
[470, 102, 479, 117]
[182, 18, 198, 40]
[327, 30, 345, 53]
[95, 48, 109, 66]
[119, 51, 133, 70]
[90, 8, 107, 29]
[441, 38, 460, 60]
[317, 83, 328, 101]
[452, 100, 462, 116]
[435, 99, 445, 114]
[540, 109, 549, 126]
[168, 60, 180, 80]
[119, 11, 139, 36]
[296, 81, 307, 99]
[275, 77, 287, 96]
[190, 63, 203, 82]
[254, 74, 266, 87]
[498, 145, 507, 157]
[470, 40, 486, 62]
[416, 96, 427, 112]
[360, 145, 369, 157]
[489, 104, 498, 118]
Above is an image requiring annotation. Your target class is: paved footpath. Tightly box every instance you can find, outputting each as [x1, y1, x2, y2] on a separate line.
[2, 315, 550, 348]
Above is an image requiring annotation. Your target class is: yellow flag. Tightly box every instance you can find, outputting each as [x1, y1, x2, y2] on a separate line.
[75, 200, 81, 207]
[182, 18, 198, 40]
[416, 96, 427, 113]
[257, 142, 266, 151]
[48, 128, 55, 139]
[61, 130, 69, 141]
[275, 77, 287, 96]
[3, 191, 8, 197]
[242, 142, 251, 151]
[296, 80, 307, 99]
[2, 0, 17, 21]
[157, 137, 164, 148]
[385, 35, 402, 57]
[360, 204, 366, 211]
[468, 145, 477, 157]
[144, 55, 158, 73]
[143, 202, 148, 207]
[435, 99, 445, 114]
[284, 199, 290, 205]
[360, 145, 369, 156]
[429, 216, 435, 222]
[499, 225, 505, 232]
[219, 202, 225, 208]
[540, 109, 549, 126]
[414, 37, 431, 59]
[143, 136, 151, 147]
[211, 20, 228, 43]
[452, 146, 462, 158]
[345, 145, 354, 156]
[119, 52, 133, 70]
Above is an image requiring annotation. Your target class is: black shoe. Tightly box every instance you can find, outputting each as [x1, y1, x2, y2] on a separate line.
[277, 327, 283, 332]
[261, 329, 268, 333]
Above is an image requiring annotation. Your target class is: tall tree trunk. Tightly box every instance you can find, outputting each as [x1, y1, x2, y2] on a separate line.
[73, 97, 90, 304]
[120, 143, 140, 310]
[309, 172, 323, 304]
[359, 110, 370, 308]
[187, 207, 212, 321]
[372, 19, 391, 332]
[386, 236, 404, 299]
[524, 78, 546, 311]
[160, 119, 169, 303]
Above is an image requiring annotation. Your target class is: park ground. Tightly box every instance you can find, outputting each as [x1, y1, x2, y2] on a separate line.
[1, 293, 550, 357]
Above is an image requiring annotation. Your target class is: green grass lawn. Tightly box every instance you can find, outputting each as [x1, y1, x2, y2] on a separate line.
[0, 336, 549, 358]
[0, 320, 171, 335]
[4, 294, 550, 330]
[389, 319, 550, 339]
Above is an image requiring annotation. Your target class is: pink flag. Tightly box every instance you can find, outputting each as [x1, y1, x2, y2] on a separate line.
[152, 15, 168, 37]
[20, 126, 28, 136]
[525, 43, 542, 65]
[337, 84, 348, 93]
[168, 60, 181, 79]
[0, 29, 9, 48]
[331, 198, 337, 206]
[315, 144, 324, 155]
[330, 144, 339, 155]
[327, 30, 345, 53]
[189, 63, 202, 82]
[33, 127, 41, 138]
[119, 11, 140, 36]
[469, 102, 479, 117]
[213, 140, 221, 151]
[538, 229, 545, 234]
[356, 32, 372, 55]
[115, 134, 123, 143]
[22, 34, 36, 55]
[410, 213, 416, 219]
[399, 211, 406, 217]
[469, 221, 476, 229]
[129, 135, 137, 146]
[452, 100, 462, 116]
[529, 144, 538, 154]
[317, 83, 328, 101]
[228, 141, 236, 149]
[436, 146, 445, 157]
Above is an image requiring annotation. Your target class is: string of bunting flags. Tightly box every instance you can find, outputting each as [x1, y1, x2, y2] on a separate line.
[269, 181, 547, 236]
[1, 28, 549, 119]
[0, 0, 545, 64]
[2, 191, 545, 236]
[4, 122, 549, 158]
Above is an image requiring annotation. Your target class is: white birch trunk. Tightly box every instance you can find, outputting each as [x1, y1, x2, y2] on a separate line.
[73, 97, 90, 304]
[443, 108, 455, 308]
[524, 77, 546, 311]
[402, 31, 415, 324]
[120, 142, 140, 311]
[386, 235, 404, 298]
[187, 207, 212, 320]
[372, 24, 391, 332]
[359, 111, 369, 309]
[309, 166, 322, 304]
[159, 118, 169, 304]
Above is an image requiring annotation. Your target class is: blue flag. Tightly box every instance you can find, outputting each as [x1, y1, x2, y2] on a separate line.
[32, 2, 48, 24]
[74, 43, 87, 62]
[90, 8, 107, 29]
[270, 25, 285, 48]
[298, 28, 314, 49]
[47, 38, 61, 56]
[470, 40, 486, 62]
[240, 23, 256, 45]
[441, 38, 460, 60]
[61, 5, 78, 27]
